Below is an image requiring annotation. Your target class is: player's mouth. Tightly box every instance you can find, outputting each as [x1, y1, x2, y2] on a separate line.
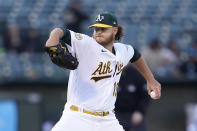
[96, 35, 104, 38]
[96, 36, 104, 40]
[95, 37, 103, 42]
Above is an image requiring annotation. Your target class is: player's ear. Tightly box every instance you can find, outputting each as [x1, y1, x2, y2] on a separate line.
[92, 29, 96, 38]
[113, 27, 118, 36]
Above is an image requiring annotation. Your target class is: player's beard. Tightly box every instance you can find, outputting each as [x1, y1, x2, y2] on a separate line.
[94, 34, 115, 46]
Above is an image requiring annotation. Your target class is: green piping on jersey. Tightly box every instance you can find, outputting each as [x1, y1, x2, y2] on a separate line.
[130, 47, 141, 63]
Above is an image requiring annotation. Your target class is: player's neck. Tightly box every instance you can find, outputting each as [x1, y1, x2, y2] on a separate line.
[103, 42, 114, 53]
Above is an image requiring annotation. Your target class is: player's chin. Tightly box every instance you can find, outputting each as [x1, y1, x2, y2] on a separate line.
[95, 38, 104, 43]
[97, 40, 107, 45]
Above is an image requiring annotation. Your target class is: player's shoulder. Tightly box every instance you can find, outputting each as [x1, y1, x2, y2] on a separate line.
[114, 43, 135, 59]
[114, 42, 134, 51]
[69, 30, 94, 41]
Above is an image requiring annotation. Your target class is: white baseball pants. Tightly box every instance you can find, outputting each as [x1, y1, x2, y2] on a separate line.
[51, 103, 124, 131]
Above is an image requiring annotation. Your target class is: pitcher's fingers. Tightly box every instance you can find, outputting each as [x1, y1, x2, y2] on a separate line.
[147, 86, 151, 95]
[154, 87, 161, 99]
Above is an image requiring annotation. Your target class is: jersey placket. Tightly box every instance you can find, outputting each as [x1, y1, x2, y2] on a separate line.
[113, 48, 121, 80]
[112, 56, 121, 83]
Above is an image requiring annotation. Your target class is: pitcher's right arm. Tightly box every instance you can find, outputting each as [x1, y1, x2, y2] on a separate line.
[45, 28, 64, 47]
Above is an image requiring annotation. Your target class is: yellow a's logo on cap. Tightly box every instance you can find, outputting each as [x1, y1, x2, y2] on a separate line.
[96, 14, 104, 22]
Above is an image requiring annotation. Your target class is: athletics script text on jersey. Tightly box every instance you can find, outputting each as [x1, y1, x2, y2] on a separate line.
[91, 61, 124, 82]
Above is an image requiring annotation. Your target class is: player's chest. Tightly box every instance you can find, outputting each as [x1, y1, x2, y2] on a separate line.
[89, 53, 125, 82]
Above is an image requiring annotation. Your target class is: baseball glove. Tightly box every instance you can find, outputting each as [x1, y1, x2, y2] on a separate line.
[45, 43, 79, 70]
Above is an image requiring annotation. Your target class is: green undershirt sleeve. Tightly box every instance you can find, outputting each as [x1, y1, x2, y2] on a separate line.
[60, 28, 71, 46]
[130, 47, 141, 63]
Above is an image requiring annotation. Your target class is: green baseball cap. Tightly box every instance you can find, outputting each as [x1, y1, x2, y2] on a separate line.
[88, 12, 118, 28]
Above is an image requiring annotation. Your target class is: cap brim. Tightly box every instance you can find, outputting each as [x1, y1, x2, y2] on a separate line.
[88, 23, 112, 28]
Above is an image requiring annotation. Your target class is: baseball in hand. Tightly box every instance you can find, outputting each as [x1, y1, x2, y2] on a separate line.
[150, 91, 156, 99]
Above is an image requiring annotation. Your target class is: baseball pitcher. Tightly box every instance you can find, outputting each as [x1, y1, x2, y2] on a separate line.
[45, 12, 161, 131]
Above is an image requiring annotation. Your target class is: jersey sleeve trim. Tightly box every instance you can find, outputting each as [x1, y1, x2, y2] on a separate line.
[60, 28, 71, 46]
[130, 47, 141, 63]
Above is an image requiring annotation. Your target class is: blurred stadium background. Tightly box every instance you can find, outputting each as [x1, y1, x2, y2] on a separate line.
[0, 0, 197, 131]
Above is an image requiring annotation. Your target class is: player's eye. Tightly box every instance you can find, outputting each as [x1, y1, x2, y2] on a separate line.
[95, 27, 107, 32]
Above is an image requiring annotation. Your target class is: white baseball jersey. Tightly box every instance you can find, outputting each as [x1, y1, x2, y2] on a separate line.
[66, 30, 135, 112]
